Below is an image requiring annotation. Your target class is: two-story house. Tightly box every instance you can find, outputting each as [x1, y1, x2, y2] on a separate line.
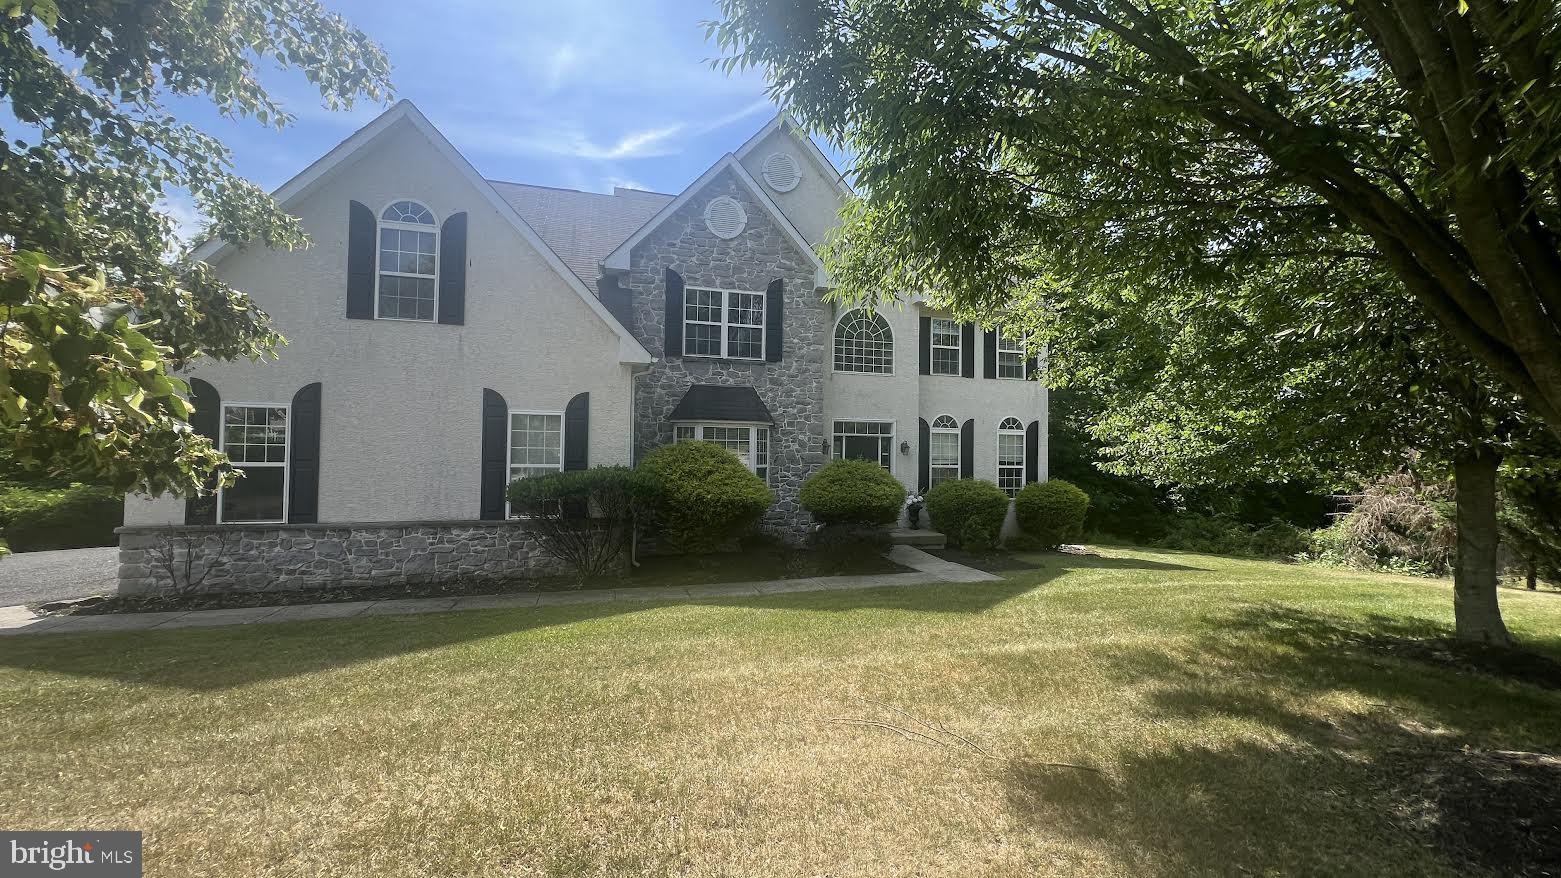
[118, 101, 1047, 591]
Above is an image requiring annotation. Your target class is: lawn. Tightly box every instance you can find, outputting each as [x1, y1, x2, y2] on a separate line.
[2, 547, 1559, 876]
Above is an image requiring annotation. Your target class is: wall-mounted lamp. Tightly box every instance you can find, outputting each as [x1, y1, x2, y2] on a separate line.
[899, 441, 911, 455]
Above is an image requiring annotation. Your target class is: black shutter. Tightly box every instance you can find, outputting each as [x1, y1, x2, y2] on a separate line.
[765, 278, 784, 362]
[1025, 355, 1038, 380]
[480, 389, 509, 520]
[961, 324, 976, 378]
[664, 269, 684, 357]
[960, 418, 975, 479]
[346, 200, 375, 319]
[288, 382, 322, 523]
[437, 212, 467, 325]
[983, 329, 998, 379]
[185, 378, 221, 525]
[1025, 420, 1040, 484]
[918, 418, 930, 493]
[564, 392, 589, 471]
[919, 316, 931, 375]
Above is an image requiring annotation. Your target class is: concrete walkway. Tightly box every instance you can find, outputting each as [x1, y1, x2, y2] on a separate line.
[0, 546, 1000, 637]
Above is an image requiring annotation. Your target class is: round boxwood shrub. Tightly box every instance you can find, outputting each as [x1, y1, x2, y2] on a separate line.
[1015, 479, 1090, 550]
[638, 441, 774, 554]
[799, 459, 906, 526]
[923, 479, 1010, 549]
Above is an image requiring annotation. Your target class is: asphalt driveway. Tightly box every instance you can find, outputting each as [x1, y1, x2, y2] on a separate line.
[0, 547, 118, 606]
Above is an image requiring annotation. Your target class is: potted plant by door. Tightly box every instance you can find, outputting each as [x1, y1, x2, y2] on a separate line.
[905, 492, 925, 530]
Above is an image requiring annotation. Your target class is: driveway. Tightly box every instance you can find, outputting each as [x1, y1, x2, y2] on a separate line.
[0, 547, 118, 606]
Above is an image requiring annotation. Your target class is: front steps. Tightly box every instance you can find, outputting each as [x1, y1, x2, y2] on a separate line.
[888, 528, 947, 550]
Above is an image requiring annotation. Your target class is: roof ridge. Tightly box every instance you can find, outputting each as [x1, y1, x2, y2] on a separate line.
[486, 179, 675, 199]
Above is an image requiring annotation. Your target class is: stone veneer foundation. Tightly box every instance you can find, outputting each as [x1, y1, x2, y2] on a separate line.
[626, 168, 827, 541]
[115, 520, 571, 596]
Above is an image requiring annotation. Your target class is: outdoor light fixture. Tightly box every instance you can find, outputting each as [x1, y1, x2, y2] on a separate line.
[900, 441, 911, 454]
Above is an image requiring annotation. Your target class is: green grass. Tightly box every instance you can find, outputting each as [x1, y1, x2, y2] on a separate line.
[2, 546, 1559, 876]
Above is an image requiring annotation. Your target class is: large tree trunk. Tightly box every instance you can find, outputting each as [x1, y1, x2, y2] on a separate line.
[1453, 451, 1511, 646]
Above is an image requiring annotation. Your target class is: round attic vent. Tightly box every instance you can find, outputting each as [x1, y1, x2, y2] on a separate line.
[704, 195, 747, 239]
[762, 152, 801, 192]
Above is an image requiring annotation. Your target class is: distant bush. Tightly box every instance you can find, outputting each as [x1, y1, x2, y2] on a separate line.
[507, 466, 660, 580]
[1306, 473, 1453, 576]
[1015, 480, 1090, 550]
[924, 479, 1010, 550]
[1155, 513, 1309, 560]
[0, 482, 122, 552]
[800, 459, 906, 526]
[638, 441, 774, 554]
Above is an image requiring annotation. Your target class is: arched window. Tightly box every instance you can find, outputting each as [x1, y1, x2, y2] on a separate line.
[997, 417, 1026, 496]
[834, 309, 894, 373]
[929, 415, 960, 488]
[377, 200, 438, 321]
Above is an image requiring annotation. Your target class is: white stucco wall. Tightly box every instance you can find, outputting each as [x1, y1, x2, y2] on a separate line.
[737, 128, 846, 248]
[125, 119, 637, 526]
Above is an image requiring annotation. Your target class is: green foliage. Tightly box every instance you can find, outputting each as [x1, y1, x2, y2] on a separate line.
[923, 479, 1009, 550]
[799, 459, 906, 526]
[639, 441, 774, 554]
[0, 0, 392, 493]
[1155, 515, 1310, 561]
[1500, 447, 1561, 587]
[0, 481, 121, 552]
[1305, 474, 1454, 576]
[1014, 480, 1090, 551]
[507, 467, 660, 581]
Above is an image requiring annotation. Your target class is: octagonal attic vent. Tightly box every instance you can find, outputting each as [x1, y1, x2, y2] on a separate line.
[704, 196, 748, 239]
[762, 152, 801, 192]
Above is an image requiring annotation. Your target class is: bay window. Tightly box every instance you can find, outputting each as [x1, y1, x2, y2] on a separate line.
[674, 422, 770, 481]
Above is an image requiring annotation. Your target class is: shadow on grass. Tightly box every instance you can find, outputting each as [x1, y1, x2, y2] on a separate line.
[1002, 604, 1561, 877]
[932, 547, 1210, 574]
[0, 578, 1049, 692]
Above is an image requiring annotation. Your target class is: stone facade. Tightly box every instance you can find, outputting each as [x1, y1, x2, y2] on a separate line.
[625, 169, 827, 540]
[115, 520, 572, 596]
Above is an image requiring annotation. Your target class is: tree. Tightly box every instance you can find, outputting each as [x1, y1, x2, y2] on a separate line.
[712, 0, 1561, 439]
[0, 0, 391, 495]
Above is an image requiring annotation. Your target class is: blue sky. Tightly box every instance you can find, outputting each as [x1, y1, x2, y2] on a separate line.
[169, 0, 852, 212]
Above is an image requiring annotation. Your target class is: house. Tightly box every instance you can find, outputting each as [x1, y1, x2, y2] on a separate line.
[117, 101, 1047, 593]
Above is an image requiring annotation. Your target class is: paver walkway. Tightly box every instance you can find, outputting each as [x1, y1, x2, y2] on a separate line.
[0, 546, 999, 637]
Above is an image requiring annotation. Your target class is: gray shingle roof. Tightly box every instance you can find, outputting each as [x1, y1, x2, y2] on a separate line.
[488, 181, 673, 287]
[669, 385, 774, 424]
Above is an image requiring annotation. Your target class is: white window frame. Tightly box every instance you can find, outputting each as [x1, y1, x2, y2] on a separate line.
[833, 309, 894, 374]
[996, 329, 1027, 380]
[683, 286, 765, 360]
[997, 417, 1027, 496]
[505, 409, 565, 517]
[929, 414, 961, 488]
[929, 317, 962, 376]
[832, 419, 896, 474]
[374, 198, 439, 322]
[673, 421, 771, 482]
[217, 401, 290, 525]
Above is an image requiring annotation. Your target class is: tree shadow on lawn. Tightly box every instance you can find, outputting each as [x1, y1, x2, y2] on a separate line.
[1002, 605, 1561, 877]
[933, 546, 1210, 574]
[0, 577, 1053, 692]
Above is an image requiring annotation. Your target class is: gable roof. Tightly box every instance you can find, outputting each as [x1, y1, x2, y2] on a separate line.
[490, 182, 672, 287]
[735, 113, 854, 197]
[190, 100, 653, 365]
[601, 154, 830, 288]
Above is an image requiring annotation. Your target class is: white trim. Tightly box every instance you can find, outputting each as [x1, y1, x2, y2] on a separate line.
[217, 401, 291, 525]
[929, 317, 962, 376]
[504, 409, 566, 517]
[734, 113, 855, 198]
[373, 198, 440, 322]
[995, 328, 1027, 380]
[928, 415, 962, 488]
[832, 308, 894, 375]
[672, 421, 771, 482]
[601, 154, 829, 288]
[831, 418, 896, 477]
[682, 285, 766, 361]
[996, 417, 1026, 496]
[189, 100, 653, 364]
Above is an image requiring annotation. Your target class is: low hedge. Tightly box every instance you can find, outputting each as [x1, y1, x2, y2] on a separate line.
[0, 482, 122, 552]
[639, 441, 774, 554]
[799, 459, 906, 526]
[924, 479, 1010, 550]
[1015, 480, 1090, 550]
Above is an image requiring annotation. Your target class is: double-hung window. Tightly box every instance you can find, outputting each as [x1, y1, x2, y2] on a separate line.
[930, 318, 962, 375]
[219, 404, 289, 523]
[929, 415, 961, 488]
[509, 412, 563, 482]
[996, 330, 1026, 379]
[377, 200, 438, 321]
[674, 423, 770, 482]
[997, 417, 1026, 496]
[684, 287, 764, 359]
[833, 420, 893, 470]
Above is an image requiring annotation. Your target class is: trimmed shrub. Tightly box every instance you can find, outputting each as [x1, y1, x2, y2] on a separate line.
[924, 479, 1010, 549]
[799, 459, 906, 526]
[0, 482, 122, 552]
[507, 466, 661, 581]
[1015, 480, 1090, 550]
[638, 441, 774, 554]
